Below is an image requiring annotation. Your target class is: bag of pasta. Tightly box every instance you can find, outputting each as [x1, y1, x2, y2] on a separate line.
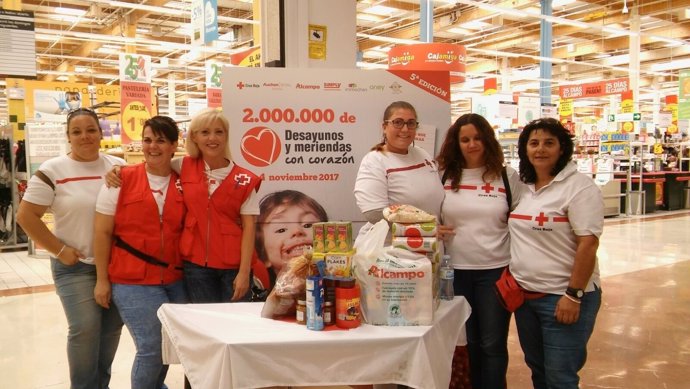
[260, 252, 317, 319]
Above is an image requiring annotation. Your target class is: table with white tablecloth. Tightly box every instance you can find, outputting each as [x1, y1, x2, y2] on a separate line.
[158, 297, 471, 389]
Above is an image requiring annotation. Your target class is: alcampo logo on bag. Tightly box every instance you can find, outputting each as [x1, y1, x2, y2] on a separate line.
[367, 265, 425, 280]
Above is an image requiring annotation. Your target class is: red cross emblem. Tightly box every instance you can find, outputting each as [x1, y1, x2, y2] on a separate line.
[481, 182, 495, 193]
[236, 81, 245, 89]
[234, 173, 251, 186]
[535, 212, 549, 226]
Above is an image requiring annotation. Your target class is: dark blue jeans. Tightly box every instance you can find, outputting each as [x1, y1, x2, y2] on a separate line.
[515, 287, 602, 389]
[453, 267, 511, 389]
[183, 261, 252, 303]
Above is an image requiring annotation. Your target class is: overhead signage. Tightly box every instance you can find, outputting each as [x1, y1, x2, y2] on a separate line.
[679, 69, 690, 119]
[610, 112, 641, 122]
[0, 9, 36, 77]
[191, 0, 218, 45]
[558, 77, 629, 99]
[388, 43, 466, 83]
[119, 53, 153, 144]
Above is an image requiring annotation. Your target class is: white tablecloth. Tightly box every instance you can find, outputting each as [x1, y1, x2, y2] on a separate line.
[158, 298, 471, 389]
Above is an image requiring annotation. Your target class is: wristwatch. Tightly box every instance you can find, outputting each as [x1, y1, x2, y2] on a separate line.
[566, 287, 585, 299]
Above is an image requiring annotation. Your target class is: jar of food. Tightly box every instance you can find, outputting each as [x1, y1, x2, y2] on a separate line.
[335, 278, 361, 329]
[296, 299, 307, 325]
[323, 301, 335, 326]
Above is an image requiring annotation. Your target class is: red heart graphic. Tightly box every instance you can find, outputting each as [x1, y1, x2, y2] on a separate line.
[241, 127, 281, 167]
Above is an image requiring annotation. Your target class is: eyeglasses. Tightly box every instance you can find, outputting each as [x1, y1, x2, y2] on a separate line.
[384, 118, 419, 129]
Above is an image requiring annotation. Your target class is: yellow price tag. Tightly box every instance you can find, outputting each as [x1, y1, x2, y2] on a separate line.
[122, 102, 151, 141]
[622, 122, 633, 133]
[653, 143, 663, 154]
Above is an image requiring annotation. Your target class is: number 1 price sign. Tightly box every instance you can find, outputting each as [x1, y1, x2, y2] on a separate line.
[119, 53, 153, 144]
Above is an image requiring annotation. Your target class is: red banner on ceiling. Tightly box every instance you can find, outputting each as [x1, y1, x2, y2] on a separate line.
[559, 77, 629, 99]
[388, 43, 465, 83]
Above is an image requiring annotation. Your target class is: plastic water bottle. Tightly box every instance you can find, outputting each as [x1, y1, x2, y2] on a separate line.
[440, 254, 455, 301]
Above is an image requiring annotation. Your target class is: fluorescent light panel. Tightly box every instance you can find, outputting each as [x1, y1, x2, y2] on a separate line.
[55, 7, 86, 16]
[362, 5, 399, 16]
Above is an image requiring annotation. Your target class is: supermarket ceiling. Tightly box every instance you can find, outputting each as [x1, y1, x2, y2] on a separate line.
[7, 0, 690, 116]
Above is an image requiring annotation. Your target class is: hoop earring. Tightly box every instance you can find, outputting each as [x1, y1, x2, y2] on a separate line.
[382, 134, 387, 144]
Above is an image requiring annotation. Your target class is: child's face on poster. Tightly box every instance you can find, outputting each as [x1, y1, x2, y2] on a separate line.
[262, 204, 321, 271]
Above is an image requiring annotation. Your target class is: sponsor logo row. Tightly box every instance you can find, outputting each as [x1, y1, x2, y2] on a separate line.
[235, 81, 402, 93]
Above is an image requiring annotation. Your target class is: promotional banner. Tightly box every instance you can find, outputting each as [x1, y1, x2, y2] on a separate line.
[119, 53, 153, 144]
[518, 96, 540, 126]
[665, 95, 678, 134]
[206, 61, 222, 108]
[559, 78, 629, 99]
[679, 69, 690, 120]
[388, 43, 465, 83]
[621, 90, 634, 133]
[231, 47, 261, 67]
[191, 0, 218, 45]
[223, 67, 451, 230]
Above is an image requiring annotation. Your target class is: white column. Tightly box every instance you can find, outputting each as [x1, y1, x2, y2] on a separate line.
[167, 74, 176, 119]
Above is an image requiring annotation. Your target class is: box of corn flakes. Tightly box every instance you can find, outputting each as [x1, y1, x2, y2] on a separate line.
[324, 250, 355, 277]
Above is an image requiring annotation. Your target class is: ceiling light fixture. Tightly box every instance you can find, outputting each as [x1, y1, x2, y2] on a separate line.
[622, 0, 629, 14]
[55, 7, 87, 16]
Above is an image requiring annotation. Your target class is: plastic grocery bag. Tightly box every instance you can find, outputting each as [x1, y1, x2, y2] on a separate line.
[353, 220, 434, 326]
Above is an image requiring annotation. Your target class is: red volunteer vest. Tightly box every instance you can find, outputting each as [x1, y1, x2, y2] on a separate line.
[109, 163, 185, 284]
[179, 156, 261, 269]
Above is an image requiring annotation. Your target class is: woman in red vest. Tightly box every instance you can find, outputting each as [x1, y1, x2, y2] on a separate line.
[93, 116, 187, 389]
[178, 108, 262, 303]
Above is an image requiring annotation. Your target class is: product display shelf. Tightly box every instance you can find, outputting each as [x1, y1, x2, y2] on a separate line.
[0, 127, 27, 251]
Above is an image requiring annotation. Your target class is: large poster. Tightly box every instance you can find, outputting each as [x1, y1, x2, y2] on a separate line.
[224, 67, 451, 231]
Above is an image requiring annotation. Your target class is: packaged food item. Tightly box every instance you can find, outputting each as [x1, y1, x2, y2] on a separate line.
[392, 236, 439, 253]
[324, 250, 355, 277]
[335, 222, 353, 252]
[306, 275, 324, 331]
[261, 253, 317, 319]
[335, 278, 361, 329]
[383, 204, 436, 223]
[296, 299, 307, 325]
[324, 223, 338, 252]
[312, 222, 326, 253]
[323, 301, 335, 326]
[353, 247, 433, 326]
[311, 252, 326, 276]
[391, 222, 438, 237]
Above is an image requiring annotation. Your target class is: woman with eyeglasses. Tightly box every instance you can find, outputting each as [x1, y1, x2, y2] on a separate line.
[17, 108, 125, 389]
[354, 101, 445, 235]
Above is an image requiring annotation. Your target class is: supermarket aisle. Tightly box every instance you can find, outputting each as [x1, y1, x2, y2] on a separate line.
[1, 211, 689, 389]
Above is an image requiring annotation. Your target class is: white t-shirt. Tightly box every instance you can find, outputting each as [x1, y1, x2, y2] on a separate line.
[508, 162, 604, 294]
[354, 146, 444, 219]
[171, 157, 259, 215]
[96, 172, 171, 216]
[23, 154, 126, 264]
[441, 166, 521, 269]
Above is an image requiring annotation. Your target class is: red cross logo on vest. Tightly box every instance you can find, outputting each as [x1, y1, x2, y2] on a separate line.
[234, 173, 251, 186]
[535, 212, 549, 226]
[481, 182, 495, 193]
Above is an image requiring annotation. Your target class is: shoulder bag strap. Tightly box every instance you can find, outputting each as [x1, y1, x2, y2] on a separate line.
[34, 170, 55, 191]
[501, 167, 511, 217]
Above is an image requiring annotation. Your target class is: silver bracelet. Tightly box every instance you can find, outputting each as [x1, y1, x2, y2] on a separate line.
[564, 294, 582, 304]
[56, 244, 67, 258]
